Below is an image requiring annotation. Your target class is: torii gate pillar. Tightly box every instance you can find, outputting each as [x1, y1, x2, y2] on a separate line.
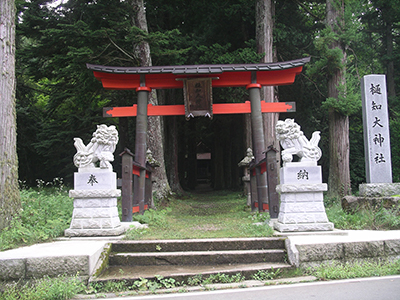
[248, 81, 268, 212]
[133, 85, 150, 214]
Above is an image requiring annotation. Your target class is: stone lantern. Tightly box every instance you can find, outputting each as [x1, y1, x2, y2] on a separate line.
[238, 148, 254, 206]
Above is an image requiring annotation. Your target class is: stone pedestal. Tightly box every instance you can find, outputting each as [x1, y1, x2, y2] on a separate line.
[359, 183, 400, 197]
[65, 170, 126, 237]
[274, 162, 333, 232]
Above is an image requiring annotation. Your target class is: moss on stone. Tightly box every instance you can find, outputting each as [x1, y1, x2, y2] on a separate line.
[92, 243, 112, 278]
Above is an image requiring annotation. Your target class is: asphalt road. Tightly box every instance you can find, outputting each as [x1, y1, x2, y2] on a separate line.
[103, 275, 400, 300]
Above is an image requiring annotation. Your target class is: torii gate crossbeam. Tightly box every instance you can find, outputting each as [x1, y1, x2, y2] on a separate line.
[103, 101, 295, 117]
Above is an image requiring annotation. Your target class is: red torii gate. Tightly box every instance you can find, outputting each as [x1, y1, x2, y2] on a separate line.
[87, 57, 310, 219]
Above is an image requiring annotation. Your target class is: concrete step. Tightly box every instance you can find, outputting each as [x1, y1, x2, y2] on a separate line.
[92, 237, 290, 284]
[110, 237, 286, 253]
[109, 249, 286, 266]
[95, 262, 292, 283]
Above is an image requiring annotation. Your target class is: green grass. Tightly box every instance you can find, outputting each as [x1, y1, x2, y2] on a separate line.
[306, 259, 400, 280]
[0, 274, 85, 300]
[125, 190, 274, 240]
[325, 198, 400, 230]
[85, 269, 287, 294]
[0, 181, 73, 251]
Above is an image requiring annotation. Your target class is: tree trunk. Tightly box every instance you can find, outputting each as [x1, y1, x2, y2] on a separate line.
[187, 120, 197, 190]
[162, 90, 184, 194]
[131, 0, 171, 201]
[0, 0, 20, 230]
[326, 0, 351, 197]
[256, 0, 278, 149]
[231, 115, 243, 189]
[328, 109, 350, 196]
[118, 117, 130, 149]
[213, 125, 225, 190]
[224, 120, 232, 189]
[168, 115, 184, 194]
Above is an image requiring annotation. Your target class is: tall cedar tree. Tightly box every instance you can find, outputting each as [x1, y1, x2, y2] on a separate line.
[326, 0, 351, 197]
[131, 0, 171, 201]
[0, 0, 20, 229]
[256, 0, 278, 150]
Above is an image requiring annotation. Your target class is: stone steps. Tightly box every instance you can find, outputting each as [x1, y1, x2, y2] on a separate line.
[110, 237, 285, 252]
[92, 237, 291, 283]
[110, 249, 286, 266]
[96, 262, 291, 284]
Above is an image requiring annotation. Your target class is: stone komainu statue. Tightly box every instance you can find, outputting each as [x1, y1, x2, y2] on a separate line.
[73, 124, 119, 170]
[275, 118, 322, 164]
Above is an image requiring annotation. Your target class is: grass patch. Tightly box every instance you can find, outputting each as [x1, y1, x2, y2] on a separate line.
[325, 199, 400, 230]
[0, 180, 73, 251]
[86, 272, 245, 294]
[0, 274, 85, 300]
[252, 268, 282, 281]
[306, 259, 400, 280]
[125, 190, 274, 240]
[86, 276, 185, 294]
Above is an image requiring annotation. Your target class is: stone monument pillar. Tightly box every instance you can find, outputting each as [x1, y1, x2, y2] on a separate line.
[274, 119, 333, 232]
[65, 124, 127, 237]
[359, 75, 400, 197]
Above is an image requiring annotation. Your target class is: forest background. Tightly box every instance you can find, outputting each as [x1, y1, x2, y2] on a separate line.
[14, 0, 400, 199]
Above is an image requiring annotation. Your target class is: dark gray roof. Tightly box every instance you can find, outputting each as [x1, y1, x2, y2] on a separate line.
[87, 57, 310, 75]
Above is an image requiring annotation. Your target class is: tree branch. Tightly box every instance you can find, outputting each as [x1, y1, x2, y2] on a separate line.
[106, 31, 135, 61]
[301, 72, 327, 99]
[295, 0, 324, 22]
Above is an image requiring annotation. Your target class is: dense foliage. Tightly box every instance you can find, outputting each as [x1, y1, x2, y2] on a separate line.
[15, 0, 400, 191]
